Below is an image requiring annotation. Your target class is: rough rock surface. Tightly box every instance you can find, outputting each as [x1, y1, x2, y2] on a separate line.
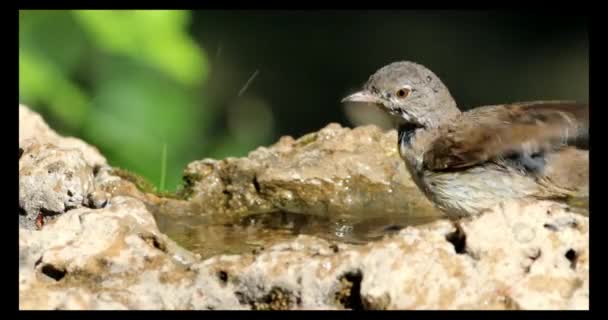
[19, 105, 158, 230]
[19, 141, 97, 229]
[183, 123, 441, 221]
[18, 105, 589, 310]
[19, 104, 111, 229]
[20, 198, 588, 310]
[19, 104, 106, 168]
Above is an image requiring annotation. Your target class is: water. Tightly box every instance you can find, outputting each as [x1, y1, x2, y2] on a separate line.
[151, 202, 442, 260]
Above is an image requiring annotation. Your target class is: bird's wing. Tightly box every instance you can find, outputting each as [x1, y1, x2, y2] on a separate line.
[423, 101, 588, 170]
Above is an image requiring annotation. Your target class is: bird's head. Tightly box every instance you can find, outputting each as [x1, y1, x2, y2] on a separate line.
[342, 61, 459, 129]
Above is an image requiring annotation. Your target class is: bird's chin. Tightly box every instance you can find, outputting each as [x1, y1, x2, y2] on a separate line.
[376, 104, 402, 117]
[382, 106, 422, 127]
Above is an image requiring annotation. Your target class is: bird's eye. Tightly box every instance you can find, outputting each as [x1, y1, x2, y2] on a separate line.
[396, 87, 411, 98]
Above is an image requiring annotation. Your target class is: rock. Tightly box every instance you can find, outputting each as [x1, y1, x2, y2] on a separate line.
[19, 197, 588, 310]
[18, 104, 588, 310]
[19, 196, 201, 310]
[85, 190, 110, 209]
[19, 141, 96, 229]
[203, 202, 587, 310]
[183, 123, 441, 221]
[19, 104, 106, 167]
[18, 105, 112, 229]
[19, 105, 160, 229]
[462, 200, 589, 310]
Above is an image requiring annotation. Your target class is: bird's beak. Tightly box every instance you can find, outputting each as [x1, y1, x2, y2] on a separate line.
[341, 91, 382, 105]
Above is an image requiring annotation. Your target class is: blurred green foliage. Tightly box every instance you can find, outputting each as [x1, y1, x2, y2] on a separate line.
[19, 10, 214, 191]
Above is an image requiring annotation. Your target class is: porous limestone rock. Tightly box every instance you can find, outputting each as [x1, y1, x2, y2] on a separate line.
[19, 141, 96, 229]
[183, 123, 441, 221]
[18, 104, 588, 310]
[19, 104, 106, 167]
[19, 197, 588, 310]
[19, 106, 149, 230]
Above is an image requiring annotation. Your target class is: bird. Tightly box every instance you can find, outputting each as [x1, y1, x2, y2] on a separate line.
[341, 61, 588, 218]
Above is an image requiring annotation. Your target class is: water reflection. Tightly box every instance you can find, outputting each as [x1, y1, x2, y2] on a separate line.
[152, 205, 442, 260]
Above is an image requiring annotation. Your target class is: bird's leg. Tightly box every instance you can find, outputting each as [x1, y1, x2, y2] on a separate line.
[445, 217, 467, 254]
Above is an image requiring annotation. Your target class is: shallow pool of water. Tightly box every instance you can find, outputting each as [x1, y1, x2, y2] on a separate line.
[152, 204, 442, 259]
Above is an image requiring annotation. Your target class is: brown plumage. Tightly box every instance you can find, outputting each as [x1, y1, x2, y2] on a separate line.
[342, 61, 588, 218]
[424, 101, 588, 170]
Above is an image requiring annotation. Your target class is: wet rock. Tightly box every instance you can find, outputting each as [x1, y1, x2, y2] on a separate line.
[19, 198, 588, 310]
[92, 165, 157, 204]
[184, 123, 441, 221]
[18, 104, 588, 310]
[195, 200, 587, 310]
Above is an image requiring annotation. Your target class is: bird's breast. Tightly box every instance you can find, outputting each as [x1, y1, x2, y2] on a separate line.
[423, 164, 544, 217]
